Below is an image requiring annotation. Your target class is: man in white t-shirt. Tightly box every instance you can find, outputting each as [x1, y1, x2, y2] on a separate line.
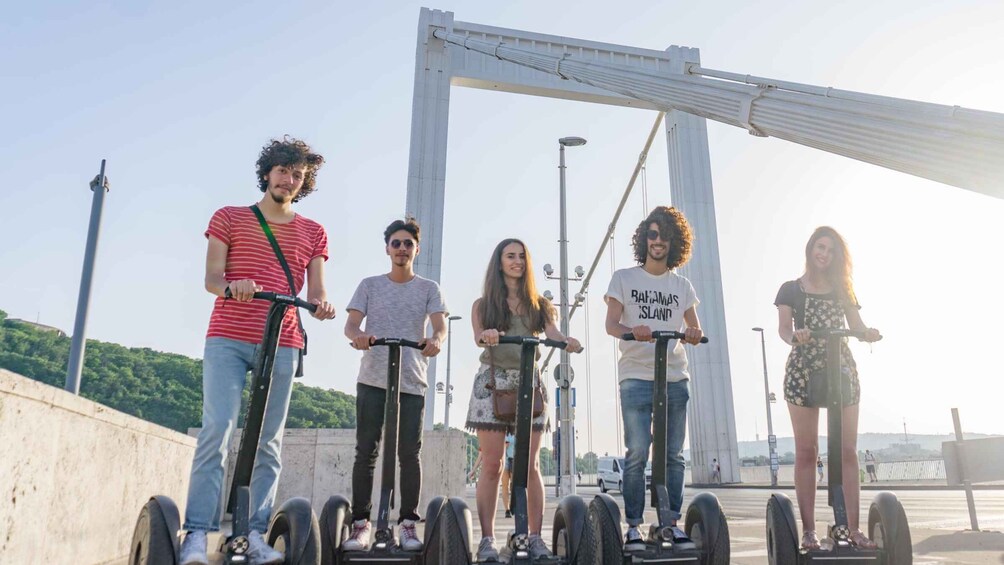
[605, 206, 704, 551]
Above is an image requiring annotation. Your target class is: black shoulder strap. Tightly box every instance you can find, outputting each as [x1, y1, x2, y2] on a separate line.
[794, 279, 807, 330]
[250, 204, 306, 377]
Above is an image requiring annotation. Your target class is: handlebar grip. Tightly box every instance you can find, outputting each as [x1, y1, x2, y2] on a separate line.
[371, 338, 424, 349]
[223, 287, 318, 313]
[620, 331, 709, 343]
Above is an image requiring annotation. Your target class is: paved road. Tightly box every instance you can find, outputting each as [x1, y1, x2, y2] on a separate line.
[466, 484, 1004, 564]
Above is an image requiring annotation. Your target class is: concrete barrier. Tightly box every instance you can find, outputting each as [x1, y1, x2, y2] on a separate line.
[202, 427, 469, 519]
[0, 369, 467, 564]
[0, 369, 196, 565]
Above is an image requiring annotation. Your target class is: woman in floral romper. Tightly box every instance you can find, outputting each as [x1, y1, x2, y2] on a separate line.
[774, 226, 881, 551]
[464, 238, 582, 561]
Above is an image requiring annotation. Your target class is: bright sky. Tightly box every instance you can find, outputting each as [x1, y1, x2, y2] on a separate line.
[2, 1, 1002, 458]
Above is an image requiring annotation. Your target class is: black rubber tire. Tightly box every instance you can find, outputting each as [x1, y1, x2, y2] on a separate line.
[318, 495, 350, 565]
[424, 497, 472, 564]
[868, 492, 913, 565]
[268, 497, 321, 565]
[599, 480, 607, 493]
[578, 495, 623, 565]
[765, 494, 798, 565]
[617, 481, 622, 493]
[130, 497, 179, 565]
[551, 495, 588, 563]
[685, 492, 730, 565]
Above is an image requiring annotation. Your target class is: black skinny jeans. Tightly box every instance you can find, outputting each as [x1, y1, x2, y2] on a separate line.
[351, 383, 425, 522]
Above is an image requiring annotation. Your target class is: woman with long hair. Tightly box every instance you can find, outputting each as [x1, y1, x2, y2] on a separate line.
[775, 226, 881, 550]
[464, 238, 583, 561]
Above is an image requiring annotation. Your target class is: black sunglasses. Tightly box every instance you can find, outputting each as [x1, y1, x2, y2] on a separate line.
[646, 229, 669, 241]
[390, 239, 416, 249]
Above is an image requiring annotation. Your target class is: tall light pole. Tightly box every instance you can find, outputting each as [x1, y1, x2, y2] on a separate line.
[444, 315, 462, 429]
[555, 136, 586, 497]
[752, 327, 778, 486]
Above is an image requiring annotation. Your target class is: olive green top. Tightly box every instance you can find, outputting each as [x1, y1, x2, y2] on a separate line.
[478, 314, 541, 370]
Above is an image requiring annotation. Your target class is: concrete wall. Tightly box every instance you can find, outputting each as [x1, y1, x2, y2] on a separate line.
[0, 369, 196, 565]
[205, 427, 469, 520]
[0, 369, 466, 565]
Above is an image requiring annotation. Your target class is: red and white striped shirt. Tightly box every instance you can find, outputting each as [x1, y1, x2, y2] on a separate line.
[205, 205, 328, 348]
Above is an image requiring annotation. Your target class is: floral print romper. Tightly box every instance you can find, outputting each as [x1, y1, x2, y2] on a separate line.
[775, 280, 860, 407]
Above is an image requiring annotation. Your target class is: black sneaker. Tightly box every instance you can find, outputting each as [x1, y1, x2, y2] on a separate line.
[505, 510, 512, 518]
[624, 526, 645, 551]
[669, 525, 696, 550]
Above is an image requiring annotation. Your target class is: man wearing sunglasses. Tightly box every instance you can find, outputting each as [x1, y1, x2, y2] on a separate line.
[342, 217, 448, 552]
[604, 206, 704, 551]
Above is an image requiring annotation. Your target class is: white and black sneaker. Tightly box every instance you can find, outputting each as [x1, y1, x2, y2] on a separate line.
[477, 536, 500, 561]
[669, 525, 696, 550]
[624, 526, 646, 551]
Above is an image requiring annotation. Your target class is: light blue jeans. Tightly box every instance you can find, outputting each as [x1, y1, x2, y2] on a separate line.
[620, 378, 690, 526]
[183, 337, 298, 533]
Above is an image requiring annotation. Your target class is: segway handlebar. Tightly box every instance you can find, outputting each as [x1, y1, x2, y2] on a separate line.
[620, 331, 709, 343]
[223, 288, 318, 313]
[371, 337, 424, 349]
[809, 329, 882, 342]
[481, 335, 582, 352]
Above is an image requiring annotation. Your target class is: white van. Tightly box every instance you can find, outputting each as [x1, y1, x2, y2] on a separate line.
[597, 457, 652, 493]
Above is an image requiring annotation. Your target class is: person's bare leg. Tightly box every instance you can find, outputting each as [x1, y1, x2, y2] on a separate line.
[475, 430, 506, 539]
[527, 430, 545, 535]
[789, 403, 820, 534]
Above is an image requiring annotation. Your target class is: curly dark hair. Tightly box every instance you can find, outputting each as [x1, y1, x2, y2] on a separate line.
[631, 206, 694, 269]
[255, 136, 325, 202]
[384, 217, 421, 244]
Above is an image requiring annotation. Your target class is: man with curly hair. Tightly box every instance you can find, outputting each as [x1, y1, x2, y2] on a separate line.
[179, 137, 337, 565]
[604, 206, 704, 551]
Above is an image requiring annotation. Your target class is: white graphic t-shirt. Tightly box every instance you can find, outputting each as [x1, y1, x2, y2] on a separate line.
[604, 266, 699, 383]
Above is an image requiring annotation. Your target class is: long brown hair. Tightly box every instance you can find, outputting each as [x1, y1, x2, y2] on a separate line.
[805, 226, 857, 305]
[478, 238, 555, 334]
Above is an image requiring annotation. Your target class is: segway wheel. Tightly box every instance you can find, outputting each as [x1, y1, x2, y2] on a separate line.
[423, 496, 472, 564]
[578, 494, 623, 565]
[551, 495, 587, 562]
[765, 494, 798, 565]
[268, 497, 321, 565]
[318, 495, 351, 565]
[868, 492, 912, 565]
[130, 496, 180, 565]
[684, 492, 730, 565]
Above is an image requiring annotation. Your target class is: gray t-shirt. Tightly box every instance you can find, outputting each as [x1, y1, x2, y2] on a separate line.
[347, 274, 448, 396]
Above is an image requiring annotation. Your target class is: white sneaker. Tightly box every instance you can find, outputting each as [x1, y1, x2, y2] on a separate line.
[342, 519, 372, 551]
[528, 534, 551, 558]
[179, 531, 209, 565]
[399, 519, 423, 551]
[247, 530, 284, 565]
[477, 536, 500, 561]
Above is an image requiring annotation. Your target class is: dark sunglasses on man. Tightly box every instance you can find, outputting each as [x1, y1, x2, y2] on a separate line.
[646, 229, 669, 241]
[390, 238, 416, 249]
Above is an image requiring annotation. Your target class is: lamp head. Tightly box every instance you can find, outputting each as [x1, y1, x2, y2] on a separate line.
[559, 136, 587, 147]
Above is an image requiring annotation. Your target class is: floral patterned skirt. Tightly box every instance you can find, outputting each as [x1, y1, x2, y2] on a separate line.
[465, 363, 551, 433]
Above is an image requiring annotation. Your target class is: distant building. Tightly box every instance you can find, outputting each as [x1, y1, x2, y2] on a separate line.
[8, 319, 67, 338]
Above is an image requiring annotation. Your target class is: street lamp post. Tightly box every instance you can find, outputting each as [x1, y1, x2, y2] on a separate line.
[555, 136, 586, 497]
[752, 327, 778, 486]
[444, 315, 462, 429]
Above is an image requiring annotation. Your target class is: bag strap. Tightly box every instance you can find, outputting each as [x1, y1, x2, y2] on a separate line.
[794, 279, 807, 330]
[250, 204, 306, 377]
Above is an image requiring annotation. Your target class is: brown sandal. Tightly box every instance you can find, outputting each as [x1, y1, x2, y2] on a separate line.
[800, 530, 820, 550]
[849, 529, 877, 549]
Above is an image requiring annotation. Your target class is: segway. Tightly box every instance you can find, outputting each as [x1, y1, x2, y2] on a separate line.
[430, 335, 587, 564]
[129, 290, 321, 565]
[582, 331, 730, 565]
[318, 337, 470, 564]
[766, 328, 912, 565]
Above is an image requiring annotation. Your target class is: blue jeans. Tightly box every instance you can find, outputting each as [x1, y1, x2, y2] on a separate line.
[620, 378, 690, 526]
[183, 337, 298, 533]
